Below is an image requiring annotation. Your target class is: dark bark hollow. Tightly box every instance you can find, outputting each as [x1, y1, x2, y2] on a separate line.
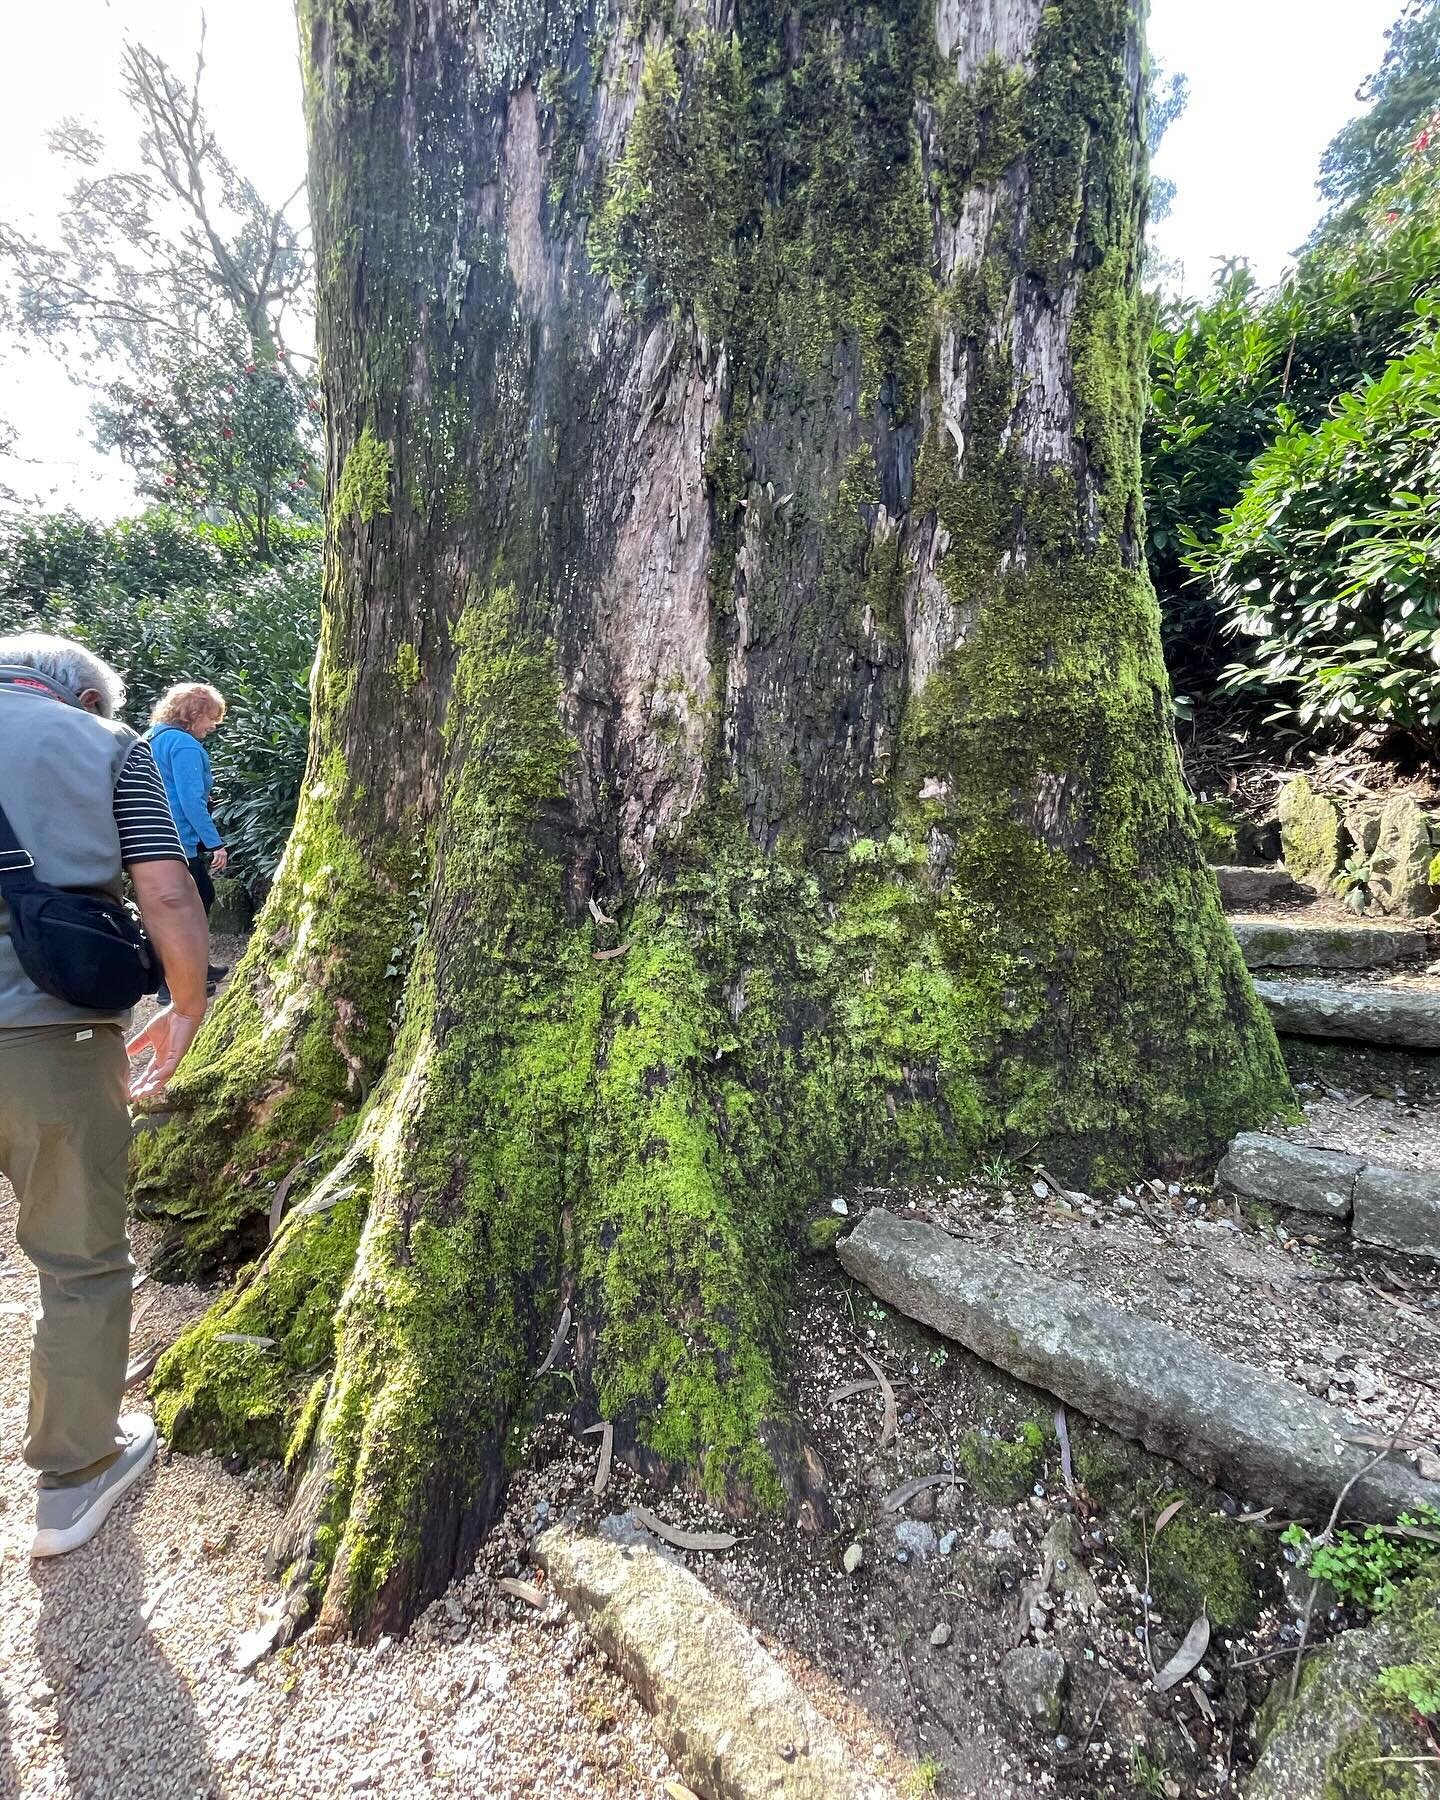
[143, 0, 1293, 1638]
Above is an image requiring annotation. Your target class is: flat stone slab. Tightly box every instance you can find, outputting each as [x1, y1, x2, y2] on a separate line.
[1254, 978, 1440, 1049]
[536, 1527, 897, 1800]
[838, 1210, 1440, 1522]
[1212, 866, 1312, 909]
[1217, 1133, 1360, 1219]
[1231, 918, 1428, 971]
[1353, 1166, 1440, 1262]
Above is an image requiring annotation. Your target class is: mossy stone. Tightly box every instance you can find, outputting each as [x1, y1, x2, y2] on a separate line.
[1278, 776, 1345, 889]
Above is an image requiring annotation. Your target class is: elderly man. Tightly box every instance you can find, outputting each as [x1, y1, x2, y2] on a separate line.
[0, 633, 209, 1556]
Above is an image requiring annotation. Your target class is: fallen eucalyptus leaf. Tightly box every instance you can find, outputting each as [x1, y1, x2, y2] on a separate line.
[587, 896, 617, 927]
[234, 1612, 286, 1672]
[267, 1152, 316, 1240]
[882, 1473, 956, 1514]
[826, 1378, 880, 1404]
[1153, 1499, 1186, 1538]
[592, 944, 632, 962]
[582, 1421, 614, 1497]
[1154, 1614, 1210, 1692]
[856, 1350, 898, 1448]
[535, 1304, 571, 1378]
[1055, 1405, 1077, 1499]
[631, 1507, 738, 1553]
[497, 1577, 545, 1607]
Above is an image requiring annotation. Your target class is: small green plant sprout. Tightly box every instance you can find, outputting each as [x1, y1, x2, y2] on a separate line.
[928, 1345, 949, 1371]
[1131, 1748, 1171, 1798]
[978, 1151, 1016, 1186]
[1281, 1504, 1440, 1612]
[908, 1756, 945, 1797]
[1335, 853, 1374, 912]
[1377, 1658, 1440, 1719]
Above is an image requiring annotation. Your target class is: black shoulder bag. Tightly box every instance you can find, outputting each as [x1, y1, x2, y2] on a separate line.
[0, 797, 161, 1010]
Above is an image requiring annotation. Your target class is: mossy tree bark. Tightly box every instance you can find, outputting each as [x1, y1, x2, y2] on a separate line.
[140, 0, 1293, 1640]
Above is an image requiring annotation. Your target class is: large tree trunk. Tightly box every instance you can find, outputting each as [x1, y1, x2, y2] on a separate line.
[140, 0, 1292, 1640]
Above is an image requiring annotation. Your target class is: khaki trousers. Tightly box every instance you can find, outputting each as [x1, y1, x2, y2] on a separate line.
[0, 1023, 132, 1482]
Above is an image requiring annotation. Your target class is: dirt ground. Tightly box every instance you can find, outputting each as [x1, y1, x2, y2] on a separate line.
[2, 941, 1439, 1799]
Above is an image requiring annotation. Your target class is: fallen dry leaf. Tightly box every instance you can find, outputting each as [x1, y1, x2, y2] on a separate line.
[587, 896, 617, 927]
[497, 1577, 545, 1608]
[535, 1304, 571, 1378]
[1055, 1405, 1077, 1499]
[124, 1342, 168, 1389]
[234, 1612, 286, 1672]
[592, 944, 632, 962]
[267, 1152, 315, 1240]
[856, 1349, 898, 1448]
[826, 1378, 880, 1404]
[632, 1507, 738, 1553]
[881, 1473, 956, 1514]
[1154, 1614, 1210, 1692]
[1153, 1499, 1186, 1538]
[582, 1421, 614, 1498]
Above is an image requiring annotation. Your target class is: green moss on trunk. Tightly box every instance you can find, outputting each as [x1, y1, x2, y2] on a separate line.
[152, 0, 1294, 1643]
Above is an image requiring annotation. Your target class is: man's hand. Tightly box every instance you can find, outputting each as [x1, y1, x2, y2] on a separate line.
[210, 847, 229, 874]
[127, 1007, 205, 1099]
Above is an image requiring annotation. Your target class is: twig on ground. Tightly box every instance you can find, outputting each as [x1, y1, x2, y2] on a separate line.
[1067, 1676, 1114, 1765]
[1140, 1511, 1157, 1677]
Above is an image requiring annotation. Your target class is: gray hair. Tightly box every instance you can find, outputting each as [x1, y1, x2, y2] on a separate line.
[0, 632, 127, 718]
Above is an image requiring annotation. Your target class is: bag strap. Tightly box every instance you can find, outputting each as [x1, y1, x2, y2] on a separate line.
[0, 795, 37, 880]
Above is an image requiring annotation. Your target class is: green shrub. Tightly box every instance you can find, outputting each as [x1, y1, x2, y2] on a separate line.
[1196, 325, 1440, 746]
[1281, 1505, 1440, 1613]
[0, 509, 319, 889]
[1145, 135, 1440, 687]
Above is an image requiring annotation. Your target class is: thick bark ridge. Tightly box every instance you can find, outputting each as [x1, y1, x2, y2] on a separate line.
[145, 0, 1293, 1639]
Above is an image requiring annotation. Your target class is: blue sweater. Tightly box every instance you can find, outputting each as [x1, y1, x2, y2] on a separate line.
[146, 724, 223, 859]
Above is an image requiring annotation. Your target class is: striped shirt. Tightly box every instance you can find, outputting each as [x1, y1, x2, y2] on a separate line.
[114, 743, 187, 865]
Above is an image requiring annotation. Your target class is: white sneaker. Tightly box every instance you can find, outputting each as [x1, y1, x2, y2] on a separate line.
[31, 1414, 157, 1557]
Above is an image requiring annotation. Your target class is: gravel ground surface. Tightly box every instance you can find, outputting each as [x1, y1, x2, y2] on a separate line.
[0, 1185, 679, 1800]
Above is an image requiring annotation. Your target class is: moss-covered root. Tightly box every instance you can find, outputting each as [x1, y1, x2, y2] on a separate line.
[129, 763, 413, 1274]
[577, 925, 831, 1528]
[150, 1150, 371, 1460]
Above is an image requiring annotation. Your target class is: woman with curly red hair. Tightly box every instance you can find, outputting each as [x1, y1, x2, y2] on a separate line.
[146, 683, 229, 993]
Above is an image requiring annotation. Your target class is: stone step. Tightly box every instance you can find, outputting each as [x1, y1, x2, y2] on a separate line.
[1212, 865, 1313, 909]
[538, 1523, 897, 1800]
[837, 1209, 1440, 1522]
[1255, 978, 1440, 1049]
[1231, 917, 1429, 971]
[1218, 1132, 1440, 1259]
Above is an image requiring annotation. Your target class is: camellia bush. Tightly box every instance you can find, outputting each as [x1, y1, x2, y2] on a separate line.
[0, 509, 319, 883]
[1195, 319, 1440, 745]
[1146, 114, 1440, 688]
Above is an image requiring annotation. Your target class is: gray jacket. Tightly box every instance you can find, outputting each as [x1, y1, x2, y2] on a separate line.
[0, 668, 139, 1028]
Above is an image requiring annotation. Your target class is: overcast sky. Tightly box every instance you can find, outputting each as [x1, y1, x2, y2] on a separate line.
[0, 0, 1403, 513]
